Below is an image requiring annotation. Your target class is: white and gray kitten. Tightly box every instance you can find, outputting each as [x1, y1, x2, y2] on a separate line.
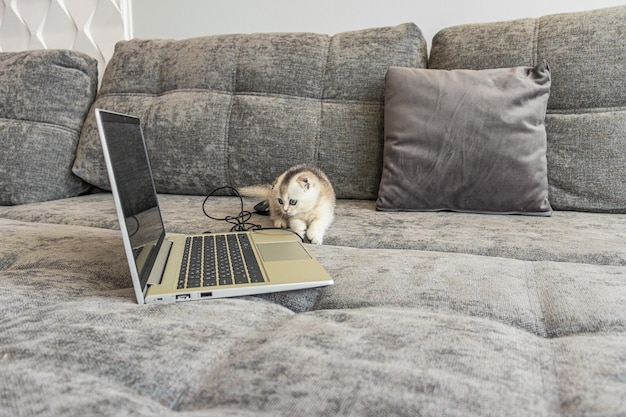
[240, 165, 335, 244]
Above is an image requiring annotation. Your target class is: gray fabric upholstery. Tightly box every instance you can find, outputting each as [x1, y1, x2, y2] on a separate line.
[378, 63, 552, 215]
[2, 193, 624, 266]
[1, 6, 625, 417]
[1, 204, 625, 416]
[0, 50, 97, 205]
[428, 6, 626, 212]
[72, 24, 427, 199]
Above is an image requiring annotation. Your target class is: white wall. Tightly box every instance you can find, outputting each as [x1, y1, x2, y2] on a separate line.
[131, 0, 625, 47]
[0, 0, 132, 80]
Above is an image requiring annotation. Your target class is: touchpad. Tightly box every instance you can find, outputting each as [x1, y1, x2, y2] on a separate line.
[256, 242, 312, 262]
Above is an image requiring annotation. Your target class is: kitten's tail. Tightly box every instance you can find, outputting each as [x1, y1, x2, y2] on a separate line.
[236, 184, 272, 199]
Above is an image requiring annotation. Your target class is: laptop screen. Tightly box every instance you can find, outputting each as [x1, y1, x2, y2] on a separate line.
[97, 110, 166, 288]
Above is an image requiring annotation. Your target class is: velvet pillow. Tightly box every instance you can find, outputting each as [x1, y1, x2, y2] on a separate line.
[377, 62, 552, 216]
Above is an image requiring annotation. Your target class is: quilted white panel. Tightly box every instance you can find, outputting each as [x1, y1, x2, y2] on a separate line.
[0, 0, 131, 78]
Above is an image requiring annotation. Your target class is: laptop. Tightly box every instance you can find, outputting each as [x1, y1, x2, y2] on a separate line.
[95, 108, 334, 304]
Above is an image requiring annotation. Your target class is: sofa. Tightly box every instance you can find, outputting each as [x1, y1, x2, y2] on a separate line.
[1, 5, 625, 417]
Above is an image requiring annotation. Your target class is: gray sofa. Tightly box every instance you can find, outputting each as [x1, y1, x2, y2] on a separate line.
[1, 6, 625, 417]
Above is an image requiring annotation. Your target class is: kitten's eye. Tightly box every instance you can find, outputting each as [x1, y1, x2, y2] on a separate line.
[277, 198, 284, 205]
[289, 199, 297, 206]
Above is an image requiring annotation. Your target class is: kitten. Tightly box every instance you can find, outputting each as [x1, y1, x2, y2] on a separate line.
[239, 165, 336, 244]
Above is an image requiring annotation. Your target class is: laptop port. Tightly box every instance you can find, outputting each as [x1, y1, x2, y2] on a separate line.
[176, 294, 191, 301]
[201, 292, 213, 298]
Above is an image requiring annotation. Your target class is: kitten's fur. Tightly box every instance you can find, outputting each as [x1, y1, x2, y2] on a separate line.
[239, 165, 335, 244]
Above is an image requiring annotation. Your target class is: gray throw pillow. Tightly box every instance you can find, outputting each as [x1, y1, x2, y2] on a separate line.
[428, 7, 626, 213]
[377, 62, 552, 215]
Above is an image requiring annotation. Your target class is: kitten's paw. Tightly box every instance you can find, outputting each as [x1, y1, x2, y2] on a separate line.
[273, 218, 288, 229]
[293, 228, 306, 240]
[307, 232, 324, 245]
[288, 219, 307, 241]
[306, 220, 329, 245]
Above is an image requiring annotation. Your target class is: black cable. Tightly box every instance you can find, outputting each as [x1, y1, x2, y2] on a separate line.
[201, 186, 306, 242]
[202, 186, 262, 232]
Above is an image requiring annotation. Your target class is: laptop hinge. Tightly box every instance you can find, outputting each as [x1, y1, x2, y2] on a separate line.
[147, 239, 173, 286]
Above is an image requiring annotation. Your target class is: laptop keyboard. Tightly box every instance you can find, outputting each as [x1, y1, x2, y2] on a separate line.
[177, 234, 265, 289]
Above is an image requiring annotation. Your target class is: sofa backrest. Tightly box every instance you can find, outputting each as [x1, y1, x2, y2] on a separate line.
[73, 23, 427, 200]
[428, 6, 626, 213]
[0, 50, 97, 205]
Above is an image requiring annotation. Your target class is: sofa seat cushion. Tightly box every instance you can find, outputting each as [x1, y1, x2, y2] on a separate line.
[0, 194, 624, 266]
[0, 50, 98, 205]
[310, 245, 626, 338]
[1, 218, 624, 416]
[326, 201, 626, 266]
[428, 6, 626, 212]
[72, 24, 427, 200]
[0, 218, 323, 312]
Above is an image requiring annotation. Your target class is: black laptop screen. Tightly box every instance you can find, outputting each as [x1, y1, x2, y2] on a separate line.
[99, 111, 165, 285]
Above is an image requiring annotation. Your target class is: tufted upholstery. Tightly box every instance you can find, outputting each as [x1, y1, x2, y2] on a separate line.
[72, 24, 427, 199]
[0, 50, 97, 205]
[428, 6, 626, 212]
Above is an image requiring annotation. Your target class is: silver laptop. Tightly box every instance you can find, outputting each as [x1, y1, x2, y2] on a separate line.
[96, 109, 333, 304]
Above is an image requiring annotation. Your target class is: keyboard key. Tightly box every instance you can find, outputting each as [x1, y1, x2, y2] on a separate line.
[177, 234, 265, 289]
[238, 235, 265, 283]
[203, 236, 217, 287]
[177, 237, 192, 289]
[216, 235, 232, 285]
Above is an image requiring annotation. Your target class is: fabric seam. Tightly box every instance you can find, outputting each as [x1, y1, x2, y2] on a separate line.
[223, 39, 241, 188]
[532, 17, 540, 65]
[316, 36, 331, 168]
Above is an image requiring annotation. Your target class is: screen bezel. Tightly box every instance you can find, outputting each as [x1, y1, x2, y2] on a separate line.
[96, 109, 167, 303]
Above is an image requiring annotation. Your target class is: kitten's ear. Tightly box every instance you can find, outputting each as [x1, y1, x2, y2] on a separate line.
[298, 176, 311, 190]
